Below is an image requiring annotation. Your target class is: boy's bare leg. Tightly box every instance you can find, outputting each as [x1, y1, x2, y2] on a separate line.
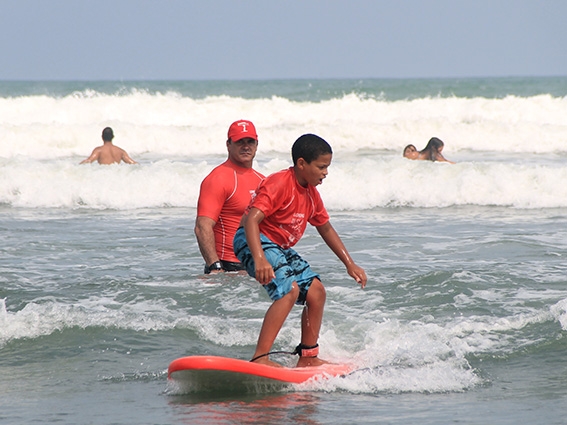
[251, 283, 299, 367]
[297, 279, 329, 367]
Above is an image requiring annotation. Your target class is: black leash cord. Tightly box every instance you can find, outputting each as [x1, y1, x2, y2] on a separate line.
[249, 350, 295, 363]
[249, 344, 318, 362]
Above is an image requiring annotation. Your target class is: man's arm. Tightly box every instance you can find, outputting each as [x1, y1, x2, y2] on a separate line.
[194, 216, 222, 272]
[242, 207, 275, 284]
[79, 148, 100, 164]
[316, 221, 367, 288]
[121, 149, 138, 164]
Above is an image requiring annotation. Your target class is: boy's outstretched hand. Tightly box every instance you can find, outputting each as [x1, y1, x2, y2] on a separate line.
[347, 264, 367, 289]
[316, 222, 367, 289]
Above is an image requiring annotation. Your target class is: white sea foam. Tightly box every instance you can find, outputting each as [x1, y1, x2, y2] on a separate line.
[2, 287, 558, 393]
[1, 91, 566, 210]
[550, 298, 567, 330]
[1, 151, 567, 210]
[0, 295, 481, 393]
[1, 92, 566, 159]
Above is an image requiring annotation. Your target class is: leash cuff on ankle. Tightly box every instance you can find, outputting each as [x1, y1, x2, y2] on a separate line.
[294, 343, 319, 358]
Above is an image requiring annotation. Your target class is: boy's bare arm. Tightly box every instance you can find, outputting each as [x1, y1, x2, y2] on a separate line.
[243, 207, 275, 284]
[316, 222, 367, 288]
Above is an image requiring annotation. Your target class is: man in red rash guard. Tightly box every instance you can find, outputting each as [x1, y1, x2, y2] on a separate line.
[195, 120, 265, 274]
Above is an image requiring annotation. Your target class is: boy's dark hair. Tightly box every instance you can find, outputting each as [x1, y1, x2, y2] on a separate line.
[102, 127, 114, 142]
[291, 134, 332, 165]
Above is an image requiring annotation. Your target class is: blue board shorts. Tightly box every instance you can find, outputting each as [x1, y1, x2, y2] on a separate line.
[233, 227, 319, 305]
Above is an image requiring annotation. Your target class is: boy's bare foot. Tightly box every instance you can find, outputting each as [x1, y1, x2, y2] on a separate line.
[250, 356, 283, 368]
[296, 356, 331, 368]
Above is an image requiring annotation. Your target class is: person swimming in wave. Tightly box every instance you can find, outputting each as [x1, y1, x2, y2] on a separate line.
[403, 137, 454, 163]
[80, 127, 138, 165]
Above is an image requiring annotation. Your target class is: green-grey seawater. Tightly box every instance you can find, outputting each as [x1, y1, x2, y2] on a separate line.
[1, 78, 567, 424]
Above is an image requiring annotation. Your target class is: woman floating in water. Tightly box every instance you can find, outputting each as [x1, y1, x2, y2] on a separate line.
[403, 137, 455, 163]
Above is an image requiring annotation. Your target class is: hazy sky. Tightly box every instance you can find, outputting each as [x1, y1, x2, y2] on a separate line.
[1, 0, 565, 80]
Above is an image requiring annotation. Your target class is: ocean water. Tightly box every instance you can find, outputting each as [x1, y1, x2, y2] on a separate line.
[1, 77, 567, 424]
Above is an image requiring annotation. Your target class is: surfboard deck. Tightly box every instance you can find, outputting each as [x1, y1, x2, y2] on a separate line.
[167, 355, 354, 393]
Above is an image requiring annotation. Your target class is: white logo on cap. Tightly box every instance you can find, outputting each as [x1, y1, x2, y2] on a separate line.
[238, 122, 249, 133]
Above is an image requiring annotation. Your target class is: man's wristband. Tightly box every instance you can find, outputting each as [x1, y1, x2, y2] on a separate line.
[205, 261, 223, 274]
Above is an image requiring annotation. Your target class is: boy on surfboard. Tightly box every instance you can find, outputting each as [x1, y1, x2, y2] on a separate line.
[234, 133, 367, 368]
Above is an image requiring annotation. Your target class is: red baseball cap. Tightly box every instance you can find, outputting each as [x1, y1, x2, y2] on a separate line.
[227, 120, 258, 142]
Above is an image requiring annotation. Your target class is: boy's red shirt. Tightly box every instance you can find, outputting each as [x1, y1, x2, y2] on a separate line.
[249, 167, 329, 249]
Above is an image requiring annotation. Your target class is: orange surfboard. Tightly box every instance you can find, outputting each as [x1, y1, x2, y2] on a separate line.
[168, 355, 354, 393]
